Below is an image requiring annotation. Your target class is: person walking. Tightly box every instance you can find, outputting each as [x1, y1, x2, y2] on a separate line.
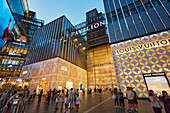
[47, 89, 52, 104]
[126, 87, 135, 112]
[161, 91, 170, 113]
[68, 88, 74, 110]
[52, 88, 56, 101]
[118, 89, 125, 108]
[131, 87, 138, 112]
[74, 89, 79, 107]
[99, 88, 102, 98]
[61, 90, 65, 110]
[54, 90, 60, 111]
[38, 89, 43, 103]
[149, 90, 162, 113]
[113, 88, 119, 107]
[33, 89, 36, 98]
[75, 94, 81, 113]
[65, 94, 69, 113]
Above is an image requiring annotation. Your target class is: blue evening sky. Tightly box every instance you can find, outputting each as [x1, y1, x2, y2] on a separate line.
[28, 0, 105, 25]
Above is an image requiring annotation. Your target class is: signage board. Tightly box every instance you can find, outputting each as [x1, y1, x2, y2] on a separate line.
[143, 72, 170, 96]
[71, 20, 105, 37]
[61, 66, 67, 71]
[143, 72, 166, 77]
[113, 38, 170, 55]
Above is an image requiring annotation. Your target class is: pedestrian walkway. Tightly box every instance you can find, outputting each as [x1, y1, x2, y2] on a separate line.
[25, 92, 166, 113]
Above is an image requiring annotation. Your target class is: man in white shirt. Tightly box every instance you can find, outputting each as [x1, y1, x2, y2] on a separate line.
[126, 87, 135, 112]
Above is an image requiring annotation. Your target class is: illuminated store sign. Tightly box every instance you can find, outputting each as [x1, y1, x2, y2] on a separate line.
[71, 20, 105, 37]
[12, 42, 25, 46]
[16, 78, 22, 82]
[113, 38, 170, 55]
[22, 71, 28, 74]
[42, 78, 46, 80]
[2, 59, 19, 65]
[9, 52, 21, 56]
[61, 66, 67, 71]
[143, 72, 165, 77]
[22, 19, 34, 24]
[8, 60, 19, 65]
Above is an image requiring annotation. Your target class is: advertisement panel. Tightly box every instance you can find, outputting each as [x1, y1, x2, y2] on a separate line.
[0, 0, 15, 51]
[143, 72, 170, 96]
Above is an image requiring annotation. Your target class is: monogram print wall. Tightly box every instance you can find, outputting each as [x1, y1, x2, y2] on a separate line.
[111, 30, 170, 97]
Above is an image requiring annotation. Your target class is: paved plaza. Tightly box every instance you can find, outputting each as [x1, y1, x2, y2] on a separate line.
[24, 92, 166, 113]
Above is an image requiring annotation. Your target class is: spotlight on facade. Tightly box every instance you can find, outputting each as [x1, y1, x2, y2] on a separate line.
[82, 47, 86, 50]
[79, 43, 82, 46]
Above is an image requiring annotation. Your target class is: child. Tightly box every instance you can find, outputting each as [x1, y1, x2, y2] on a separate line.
[28, 94, 32, 103]
[65, 95, 69, 113]
[75, 94, 81, 113]
[55, 90, 60, 111]
[61, 90, 65, 110]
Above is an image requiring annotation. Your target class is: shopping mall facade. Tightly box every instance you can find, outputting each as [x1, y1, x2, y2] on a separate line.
[19, 0, 170, 97]
[20, 9, 117, 94]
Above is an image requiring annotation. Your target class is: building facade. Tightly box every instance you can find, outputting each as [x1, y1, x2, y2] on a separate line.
[21, 16, 87, 93]
[0, 0, 44, 77]
[103, 0, 170, 97]
[24, 16, 86, 69]
[21, 57, 87, 95]
[103, 0, 170, 43]
[72, 9, 117, 90]
[111, 30, 170, 97]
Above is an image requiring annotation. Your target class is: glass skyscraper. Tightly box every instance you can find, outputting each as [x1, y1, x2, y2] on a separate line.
[70, 9, 117, 90]
[85, 9, 116, 90]
[103, 0, 170, 43]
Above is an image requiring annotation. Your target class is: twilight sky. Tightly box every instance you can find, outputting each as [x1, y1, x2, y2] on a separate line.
[28, 0, 105, 25]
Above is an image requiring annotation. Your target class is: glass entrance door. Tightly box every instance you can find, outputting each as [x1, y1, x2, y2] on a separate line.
[37, 80, 49, 95]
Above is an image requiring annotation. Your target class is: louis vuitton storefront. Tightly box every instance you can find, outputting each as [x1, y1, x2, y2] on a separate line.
[111, 30, 170, 98]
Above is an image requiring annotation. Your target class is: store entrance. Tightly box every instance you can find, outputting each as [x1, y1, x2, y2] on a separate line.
[79, 83, 83, 90]
[36, 80, 49, 95]
[66, 81, 73, 89]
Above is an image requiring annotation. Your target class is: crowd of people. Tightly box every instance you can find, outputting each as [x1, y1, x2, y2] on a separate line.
[1, 87, 169, 113]
[35, 88, 81, 113]
[111, 86, 170, 113]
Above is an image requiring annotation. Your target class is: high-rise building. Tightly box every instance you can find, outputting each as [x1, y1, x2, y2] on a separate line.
[72, 9, 117, 90]
[21, 16, 87, 94]
[0, 0, 44, 77]
[103, 0, 170, 43]
[103, 0, 170, 97]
